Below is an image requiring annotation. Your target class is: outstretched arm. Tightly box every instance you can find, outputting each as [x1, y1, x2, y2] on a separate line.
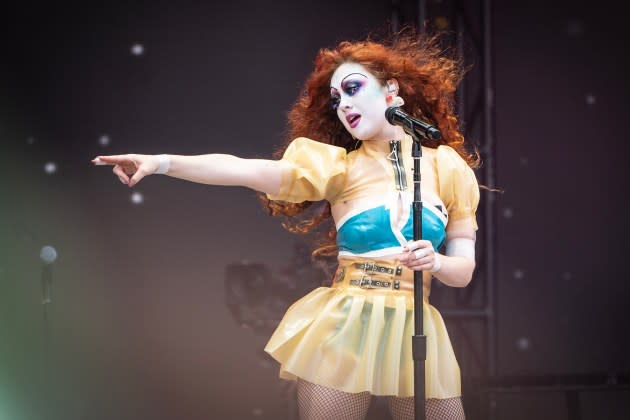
[92, 153, 285, 195]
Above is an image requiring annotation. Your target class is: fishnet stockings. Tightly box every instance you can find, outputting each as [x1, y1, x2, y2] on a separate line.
[297, 379, 465, 420]
[297, 379, 371, 420]
[388, 396, 466, 420]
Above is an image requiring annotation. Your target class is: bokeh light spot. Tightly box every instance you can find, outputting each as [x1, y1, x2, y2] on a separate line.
[131, 191, 144, 204]
[516, 337, 530, 351]
[131, 43, 145, 55]
[44, 162, 57, 174]
[99, 135, 111, 147]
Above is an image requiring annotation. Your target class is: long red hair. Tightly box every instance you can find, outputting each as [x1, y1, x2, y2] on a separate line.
[260, 30, 479, 257]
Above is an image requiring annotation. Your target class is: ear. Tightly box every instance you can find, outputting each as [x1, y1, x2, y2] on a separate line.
[385, 79, 399, 105]
[385, 78, 399, 95]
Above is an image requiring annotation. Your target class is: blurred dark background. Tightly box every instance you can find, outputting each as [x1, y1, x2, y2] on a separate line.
[1, 1, 628, 419]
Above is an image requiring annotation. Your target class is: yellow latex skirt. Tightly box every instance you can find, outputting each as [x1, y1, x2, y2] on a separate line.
[264, 263, 461, 398]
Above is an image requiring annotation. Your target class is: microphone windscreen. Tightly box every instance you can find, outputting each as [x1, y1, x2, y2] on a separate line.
[384, 106, 400, 124]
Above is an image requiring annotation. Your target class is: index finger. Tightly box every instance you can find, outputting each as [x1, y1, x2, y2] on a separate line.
[91, 155, 131, 166]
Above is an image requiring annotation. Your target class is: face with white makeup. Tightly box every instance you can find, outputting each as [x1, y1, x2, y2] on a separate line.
[330, 62, 402, 142]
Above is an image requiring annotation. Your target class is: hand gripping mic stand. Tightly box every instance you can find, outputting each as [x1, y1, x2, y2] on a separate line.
[390, 109, 441, 420]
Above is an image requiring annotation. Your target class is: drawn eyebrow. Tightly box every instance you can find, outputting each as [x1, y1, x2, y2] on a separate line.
[341, 73, 368, 84]
[330, 73, 368, 89]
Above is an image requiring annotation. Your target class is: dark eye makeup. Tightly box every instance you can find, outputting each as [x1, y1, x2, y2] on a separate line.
[331, 96, 341, 110]
[341, 80, 364, 96]
[330, 88, 341, 110]
[329, 73, 367, 110]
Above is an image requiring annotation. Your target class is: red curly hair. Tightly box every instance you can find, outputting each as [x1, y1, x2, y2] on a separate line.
[260, 30, 479, 258]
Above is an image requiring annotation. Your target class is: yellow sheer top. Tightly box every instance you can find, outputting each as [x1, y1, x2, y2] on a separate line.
[268, 135, 479, 233]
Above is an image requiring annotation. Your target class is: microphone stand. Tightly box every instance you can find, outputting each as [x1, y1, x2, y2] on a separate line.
[41, 261, 54, 419]
[387, 106, 440, 420]
[409, 132, 426, 420]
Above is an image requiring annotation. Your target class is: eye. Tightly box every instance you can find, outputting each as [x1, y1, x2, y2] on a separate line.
[330, 94, 341, 111]
[347, 86, 359, 95]
[342, 81, 363, 96]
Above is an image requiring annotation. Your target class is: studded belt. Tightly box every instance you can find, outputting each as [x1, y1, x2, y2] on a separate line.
[333, 259, 407, 290]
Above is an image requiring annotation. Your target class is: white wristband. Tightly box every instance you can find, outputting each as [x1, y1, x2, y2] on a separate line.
[155, 154, 170, 175]
[429, 254, 442, 273]
[445, 238, 475, 260]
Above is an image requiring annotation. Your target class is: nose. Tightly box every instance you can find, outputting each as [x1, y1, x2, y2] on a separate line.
[338, 94, 353, 111]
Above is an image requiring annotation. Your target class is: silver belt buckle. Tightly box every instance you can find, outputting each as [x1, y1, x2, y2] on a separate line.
[359, 276, 391, 289]
[360, 276, 375, 289]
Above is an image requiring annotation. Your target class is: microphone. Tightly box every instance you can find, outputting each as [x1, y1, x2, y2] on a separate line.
[40, 245, 57, 304]
[385, 107, 441, 140]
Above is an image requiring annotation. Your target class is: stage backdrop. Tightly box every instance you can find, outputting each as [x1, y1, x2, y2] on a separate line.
[1, 1, 627, 419]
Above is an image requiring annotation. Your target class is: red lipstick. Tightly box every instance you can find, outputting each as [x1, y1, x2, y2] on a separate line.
[346, 113, 361, 128]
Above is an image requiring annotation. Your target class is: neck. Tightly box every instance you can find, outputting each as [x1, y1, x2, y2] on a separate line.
[360, 126, 406, 153]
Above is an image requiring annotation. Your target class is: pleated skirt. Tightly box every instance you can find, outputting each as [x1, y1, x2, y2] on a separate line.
[264, 286, 461, 398]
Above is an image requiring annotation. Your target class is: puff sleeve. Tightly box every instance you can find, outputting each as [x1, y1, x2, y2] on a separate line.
[267, 137, 347, 203]
[436, 145, 480, 231]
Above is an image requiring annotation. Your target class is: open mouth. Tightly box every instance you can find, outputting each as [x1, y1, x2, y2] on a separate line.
[346, 114, 361, 128]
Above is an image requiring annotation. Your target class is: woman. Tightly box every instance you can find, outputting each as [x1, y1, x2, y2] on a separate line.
[93, 32, 479, 420]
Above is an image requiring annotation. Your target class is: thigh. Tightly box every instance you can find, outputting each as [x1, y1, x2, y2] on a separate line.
[297, 378, 372, 420]
[388, 396, 466, 420]
[426, 397, 466, 420]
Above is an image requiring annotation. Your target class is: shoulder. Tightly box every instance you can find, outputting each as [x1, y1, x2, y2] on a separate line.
[285, 137, 347, 156]
[434, 144, 480, 213]
[279, 137, 348, 170]
[270, 137, 349, 203]
[435, 144, 470, 170]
